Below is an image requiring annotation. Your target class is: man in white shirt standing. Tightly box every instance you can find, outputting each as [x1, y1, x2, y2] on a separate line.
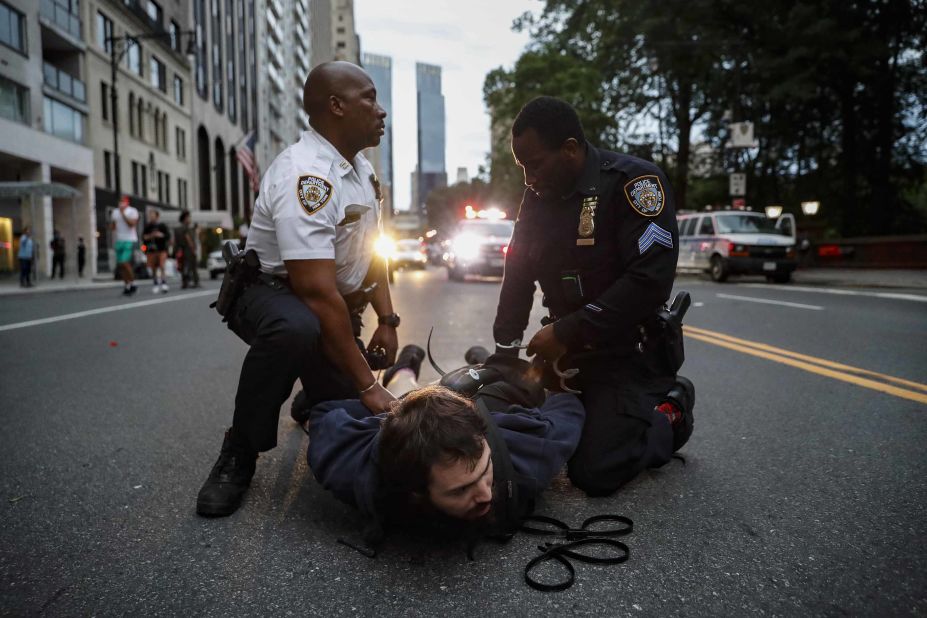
[197, 61, 398, 517]
[111, 196, 140, 296]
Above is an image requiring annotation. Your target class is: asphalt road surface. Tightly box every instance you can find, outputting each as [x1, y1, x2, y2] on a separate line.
[1, 268, 925, 616]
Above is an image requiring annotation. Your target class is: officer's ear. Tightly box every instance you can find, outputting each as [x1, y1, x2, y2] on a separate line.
[561, 137, 582, 160]
[329, 94, 345, 118]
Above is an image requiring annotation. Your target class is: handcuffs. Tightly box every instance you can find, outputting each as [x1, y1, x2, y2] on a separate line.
[496, 339, 581, 395]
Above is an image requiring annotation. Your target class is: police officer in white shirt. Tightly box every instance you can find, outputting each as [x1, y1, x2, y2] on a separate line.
[197, 61, 396, 517]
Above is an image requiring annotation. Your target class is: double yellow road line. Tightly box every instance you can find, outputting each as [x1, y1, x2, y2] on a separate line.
[684, 325, 927, 405]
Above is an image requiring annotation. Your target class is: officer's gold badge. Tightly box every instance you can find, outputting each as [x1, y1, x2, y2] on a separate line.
[296, 175, 333, 216]
[624, 175, 665, 217]
[577, 196, 597, 246]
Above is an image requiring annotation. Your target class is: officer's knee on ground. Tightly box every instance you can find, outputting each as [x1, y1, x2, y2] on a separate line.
[567, 456, 637, 497]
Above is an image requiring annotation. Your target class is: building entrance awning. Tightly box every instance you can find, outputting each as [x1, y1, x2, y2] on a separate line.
[0, 181, 81, 199]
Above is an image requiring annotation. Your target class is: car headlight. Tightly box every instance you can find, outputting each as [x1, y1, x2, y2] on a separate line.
[374, 235, 397, 260]
[452, 234, 480, 260]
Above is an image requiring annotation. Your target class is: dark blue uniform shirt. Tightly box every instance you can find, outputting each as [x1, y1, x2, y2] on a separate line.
[307, 393, 585, 518]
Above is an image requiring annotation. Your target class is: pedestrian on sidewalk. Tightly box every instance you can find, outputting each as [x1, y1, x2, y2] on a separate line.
[174, 210, 199, 288]
[17, 226, 34, 287]
[77, 237, 86, 277]
[143, 209, 171, 294]
[50, 230, 66, 279]
[111, 197, 139, 296]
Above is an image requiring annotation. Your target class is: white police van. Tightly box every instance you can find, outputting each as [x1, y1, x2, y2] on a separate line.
[677, 210, 797, 283]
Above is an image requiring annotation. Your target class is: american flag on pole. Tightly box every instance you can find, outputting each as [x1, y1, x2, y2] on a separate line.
[236, 131, 260, 193]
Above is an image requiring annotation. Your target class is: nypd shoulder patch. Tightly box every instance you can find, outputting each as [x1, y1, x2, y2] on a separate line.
[638, 222, 674, 254]
[296, 175, 333, 216]
[624, 175, 665, 217]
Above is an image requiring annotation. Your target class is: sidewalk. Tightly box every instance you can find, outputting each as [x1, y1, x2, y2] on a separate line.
[0, 270, 209, 296]
[792, 268, 927, 290]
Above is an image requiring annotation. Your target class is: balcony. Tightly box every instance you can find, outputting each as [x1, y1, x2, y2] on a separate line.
[43, 62, 85, 103]
[39, 0, 81, 42]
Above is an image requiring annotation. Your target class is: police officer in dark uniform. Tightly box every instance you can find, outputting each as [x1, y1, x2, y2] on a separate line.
[196, 61, 397, 517]
[494, 96, 695, 497]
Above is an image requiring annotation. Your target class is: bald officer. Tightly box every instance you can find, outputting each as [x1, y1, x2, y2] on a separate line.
[197, 62, 396, 517]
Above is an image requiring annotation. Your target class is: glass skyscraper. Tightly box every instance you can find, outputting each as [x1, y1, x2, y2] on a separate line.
[415, 62, 447, 214]
[362, 53, 393, 215]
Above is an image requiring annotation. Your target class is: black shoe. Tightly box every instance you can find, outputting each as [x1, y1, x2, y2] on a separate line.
[196, 430, 257, 517]
[381, 344, 425, 387]
[465, 346, 490, 365]
[290, 389, 312, 425]
[664, 376, 695, 452]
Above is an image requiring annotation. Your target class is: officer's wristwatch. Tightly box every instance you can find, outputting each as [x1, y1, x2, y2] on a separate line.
[378, 313, 401, 328]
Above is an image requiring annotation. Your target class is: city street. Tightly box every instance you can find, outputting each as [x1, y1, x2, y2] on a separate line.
[1, 267, 926, 616]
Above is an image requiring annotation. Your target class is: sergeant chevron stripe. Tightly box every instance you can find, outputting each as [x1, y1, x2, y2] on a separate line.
[638, 222, 673, 254]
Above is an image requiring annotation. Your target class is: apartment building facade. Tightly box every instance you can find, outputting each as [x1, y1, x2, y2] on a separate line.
[0, 0, 95, 277]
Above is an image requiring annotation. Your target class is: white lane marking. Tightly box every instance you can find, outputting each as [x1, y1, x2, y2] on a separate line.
[740, 283, 927, 303]
[0, 289, 216, 332]
[716, 293, 824, 311]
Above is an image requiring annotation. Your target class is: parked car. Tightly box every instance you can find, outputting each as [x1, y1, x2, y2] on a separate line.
[444, 219, 515, 281]
[207, 248, 226, 279]
[391, 238, 428, 270]
[676, 210, 797, 282]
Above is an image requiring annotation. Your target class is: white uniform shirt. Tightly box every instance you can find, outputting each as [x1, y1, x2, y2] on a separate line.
[246, 129, 381, 295]
[111, 206, 139, 242]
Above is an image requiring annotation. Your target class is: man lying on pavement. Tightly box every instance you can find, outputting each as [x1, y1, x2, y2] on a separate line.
[302, 345, 585, 550]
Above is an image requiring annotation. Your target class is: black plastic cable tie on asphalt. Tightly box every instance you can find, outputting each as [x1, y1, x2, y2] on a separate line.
[523, 537, 631, 592]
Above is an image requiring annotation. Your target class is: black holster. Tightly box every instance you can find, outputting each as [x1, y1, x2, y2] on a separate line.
[653, 291, 690, 374]
[211, 241, 260, 322]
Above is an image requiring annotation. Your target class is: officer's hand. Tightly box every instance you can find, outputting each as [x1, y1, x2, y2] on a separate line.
[360, 382, 396, 415]
[368, 324, 398, 366]
[526, 324, 567, 362]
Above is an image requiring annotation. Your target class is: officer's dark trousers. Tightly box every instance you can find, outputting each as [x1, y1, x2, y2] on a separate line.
[567, 343, 676, 497]
[227, 281, 357, 453]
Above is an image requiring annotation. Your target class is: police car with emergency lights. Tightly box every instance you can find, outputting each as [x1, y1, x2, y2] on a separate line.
[677, 210, 798, 283]
[444, 219, 515, 281]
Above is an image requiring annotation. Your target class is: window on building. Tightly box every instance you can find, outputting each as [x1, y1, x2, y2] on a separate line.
[336, 27, 345, 34]
[0, 1, 26, 55]
[336, 41, 346, 49]
[169, 20, 179, 51]
[0, 75, 29, 124]
[237, 0, 248, 131]
[194, 0, 208, 99]
[211, 0, 223, 111]
[146, 0, 162, 27]
[100, 82, 109, 120]
[96, 12, 113, 54]
[165, 173, 171, 204]
[128, 92, 135, 135]
[126, 39, 142, 77]
[173, 74, 183, 106]
[153, 111, 160, 147]
[225, 0, 235, 122]
[150, 55, 166, 92]
[136, 97, 144, 140]
[176, 126, 186, 159]
[132, 161, 140, 196]
[103, 151, 112, 188]
[43, 96, 84, 143]
[177, 178, 188, 208]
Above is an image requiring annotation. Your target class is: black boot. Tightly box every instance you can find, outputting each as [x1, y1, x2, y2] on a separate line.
[381, 344, 425, 387]
[196, 429, 257, 517]
[663, 376, 695, 452]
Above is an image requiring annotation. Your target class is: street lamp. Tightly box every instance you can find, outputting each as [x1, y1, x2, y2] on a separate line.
[105, 30, 196, 203]
[801, 201, 820, 216]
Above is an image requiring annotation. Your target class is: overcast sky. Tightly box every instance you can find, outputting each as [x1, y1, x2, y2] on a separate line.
[354, 0, 535, 211]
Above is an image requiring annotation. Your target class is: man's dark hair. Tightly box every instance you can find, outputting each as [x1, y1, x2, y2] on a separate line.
[379, 386, 487, 495]
[179, 210, 190, 224]
[512, 96, 586, 150]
